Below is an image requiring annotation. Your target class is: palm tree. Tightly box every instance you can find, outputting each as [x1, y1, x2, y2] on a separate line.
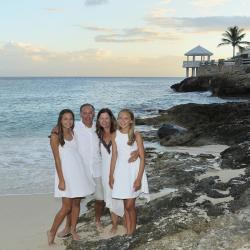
[218, 26, 250, 57]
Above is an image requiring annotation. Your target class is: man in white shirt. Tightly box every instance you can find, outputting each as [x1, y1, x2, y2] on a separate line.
[75, 103, 104, 229]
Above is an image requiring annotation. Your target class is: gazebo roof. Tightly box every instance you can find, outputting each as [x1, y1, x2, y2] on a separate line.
[185, 45, 213, 56]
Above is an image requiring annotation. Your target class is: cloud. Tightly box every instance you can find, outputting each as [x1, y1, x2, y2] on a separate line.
[85, 0, 108, 6]
[75, 24, 113, 32]
[0, 41, 183, 76]
[191, 0, 228, 8]
[95, 27, 179, 43]
[147, 15, 250, 32]
[75, 22, 179, 43]
[0, 42, 111, 68]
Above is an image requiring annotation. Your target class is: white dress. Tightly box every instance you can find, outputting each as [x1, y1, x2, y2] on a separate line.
[112, 130, 149, 201]
[54, 136, 95, 198]
[100, 141, 124, 217]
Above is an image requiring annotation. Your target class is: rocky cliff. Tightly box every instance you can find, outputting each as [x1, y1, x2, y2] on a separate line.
[171, 74, 250, 97]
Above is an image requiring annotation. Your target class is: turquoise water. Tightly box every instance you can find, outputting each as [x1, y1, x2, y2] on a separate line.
[0, 77, 232, 195]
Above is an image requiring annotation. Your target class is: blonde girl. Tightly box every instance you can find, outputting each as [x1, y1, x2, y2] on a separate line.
[109, 109, 149, 235]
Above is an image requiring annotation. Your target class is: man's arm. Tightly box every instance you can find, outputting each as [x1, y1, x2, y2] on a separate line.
[128, 149, 139, 163]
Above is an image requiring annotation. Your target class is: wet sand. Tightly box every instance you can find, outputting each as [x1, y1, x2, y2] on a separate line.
[0, 194, 65, 250]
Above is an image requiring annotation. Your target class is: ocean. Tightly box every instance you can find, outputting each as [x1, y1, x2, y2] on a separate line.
[0, 77, 232, 196]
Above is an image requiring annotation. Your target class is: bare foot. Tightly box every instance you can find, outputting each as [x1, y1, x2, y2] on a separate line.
[126, 230, 135, 237]
[71, 231, 81, 241]
[57, 228, 71, 238]
[47, 230, 55, 246]
[109, 226, 117, 235]
[95, 221, 103, 232]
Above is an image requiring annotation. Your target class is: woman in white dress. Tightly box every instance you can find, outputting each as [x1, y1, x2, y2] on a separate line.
[47, 109, 95, 245]
[109, 109, 149, 235]
[96, 108, 124, 233]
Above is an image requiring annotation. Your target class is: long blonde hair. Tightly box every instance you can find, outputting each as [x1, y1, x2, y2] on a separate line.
[118, 109, 135, 146]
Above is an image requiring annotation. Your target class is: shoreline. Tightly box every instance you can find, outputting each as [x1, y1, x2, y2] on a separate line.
[1, 143, 228, 198]
[0, 192, 54, 198]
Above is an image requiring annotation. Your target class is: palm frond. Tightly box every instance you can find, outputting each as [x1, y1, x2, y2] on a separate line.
[237, 45, 245, 51]
[218, 42, 229, 47]
[222, 31, 232, 39]
[218, 26, 250, 57]
[237, 34, 246, 40]
[238, 28, 245, 34]
[239, 41, 250, 45]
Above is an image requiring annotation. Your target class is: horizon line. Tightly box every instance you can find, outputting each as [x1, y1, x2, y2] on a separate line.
[0, 75, 185, 78]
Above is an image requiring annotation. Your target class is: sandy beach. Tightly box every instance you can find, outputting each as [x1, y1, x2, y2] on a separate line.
[0, 194, 129, 250]
[0, 194, 65, 250]
[0, 190, 176, 250]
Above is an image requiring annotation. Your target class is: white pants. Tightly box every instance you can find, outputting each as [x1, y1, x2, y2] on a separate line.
[94, 177, 104, 201]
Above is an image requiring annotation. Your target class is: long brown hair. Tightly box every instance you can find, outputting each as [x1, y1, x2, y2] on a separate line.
[56, 109, 75, 146]
[96, 108, 117, 139]
[118, 109, 135, 146]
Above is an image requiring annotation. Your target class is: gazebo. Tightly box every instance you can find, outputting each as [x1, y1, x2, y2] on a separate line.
[183, 45, 213, 77]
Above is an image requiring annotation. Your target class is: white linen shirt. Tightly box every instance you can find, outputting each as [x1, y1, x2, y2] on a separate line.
[74, 121, 102, 178]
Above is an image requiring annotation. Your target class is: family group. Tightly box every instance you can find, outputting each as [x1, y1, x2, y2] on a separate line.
[47, 104, 149, 246]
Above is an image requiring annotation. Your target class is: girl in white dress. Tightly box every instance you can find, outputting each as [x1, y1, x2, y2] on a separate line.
[96, 108, 124, 234]
[47, 109, 95, 245]
[109, 109, 149, 235]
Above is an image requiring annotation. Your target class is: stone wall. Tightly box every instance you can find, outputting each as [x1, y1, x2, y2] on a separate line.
[197, 63, 248, 76]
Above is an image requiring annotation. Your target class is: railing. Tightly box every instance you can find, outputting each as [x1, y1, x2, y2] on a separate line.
[183, 60, 218, 68]
[242, 59, 250, 65]
[183, 58, 250, 68]
[183, 61, 201, 67]
[217, 58, 250, 66]
[222, 60, 235, 66]
[200, 60, 217, 66]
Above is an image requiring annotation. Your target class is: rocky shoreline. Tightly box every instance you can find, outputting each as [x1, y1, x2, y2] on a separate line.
[137, 102, 250, 146]
[65, 77, 250, 250]
[171, 74, 250, 98]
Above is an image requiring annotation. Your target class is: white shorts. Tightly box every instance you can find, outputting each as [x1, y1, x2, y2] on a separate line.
[94, 177, 104, 201]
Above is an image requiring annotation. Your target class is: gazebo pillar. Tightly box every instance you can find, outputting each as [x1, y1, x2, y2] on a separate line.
[192, 67, 195, 77]
[186, 68, 189, 77]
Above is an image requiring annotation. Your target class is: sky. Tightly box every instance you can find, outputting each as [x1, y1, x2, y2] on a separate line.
[1, 0, 250, 77]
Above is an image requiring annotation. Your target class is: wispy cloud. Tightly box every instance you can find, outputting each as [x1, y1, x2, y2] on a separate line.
[0, 42, 110, 63]
[0, 41, 183, 76]
[76, 23, 179, 43]
[85, 0, 108, 6]
[147, 15, 250, 32]
[191, 0, 228, 8]
[75, 24, 113, 32]
[95, 27, 179, 43]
